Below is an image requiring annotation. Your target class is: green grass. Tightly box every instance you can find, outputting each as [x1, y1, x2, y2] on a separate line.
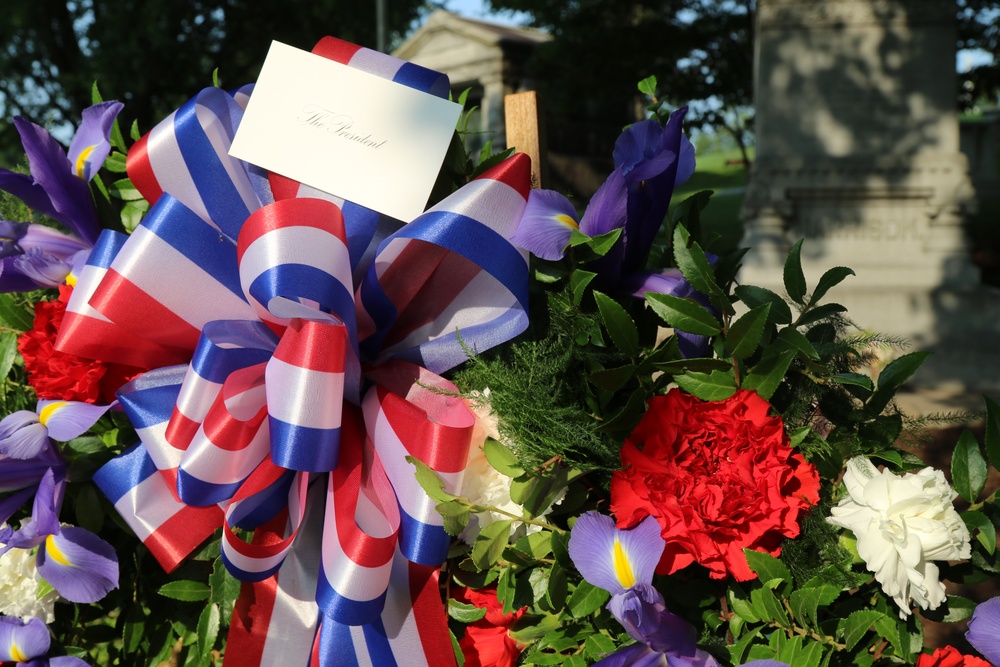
[669, 148, 753, 256]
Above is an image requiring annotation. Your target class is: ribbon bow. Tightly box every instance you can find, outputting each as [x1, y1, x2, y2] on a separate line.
[59, 37, 532, 666]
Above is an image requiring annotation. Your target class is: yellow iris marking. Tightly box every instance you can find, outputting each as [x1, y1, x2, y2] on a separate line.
[10, 642, 28, 662]
[612, 538, 635, 589]
[46, 534, 72, 566]
[38, 401, 68, 427]
[554, 213, 579, 230]
[74, 144, 97, 179]
[65, 271, 78, 287]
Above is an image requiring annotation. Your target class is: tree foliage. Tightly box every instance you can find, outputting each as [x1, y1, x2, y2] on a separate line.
[0, 0, 428, 164]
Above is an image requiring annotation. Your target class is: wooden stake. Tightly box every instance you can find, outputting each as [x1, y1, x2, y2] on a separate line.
[504, 91, 547, 189]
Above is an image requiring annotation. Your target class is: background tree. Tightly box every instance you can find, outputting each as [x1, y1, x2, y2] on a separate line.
[0, 0, 428, 165]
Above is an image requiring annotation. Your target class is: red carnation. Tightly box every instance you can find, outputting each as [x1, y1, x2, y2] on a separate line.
[610, 389, 820, 581]
[17, 286, 142, 404]
[454, 586, 525, 667]
[917, 646, 992, 667]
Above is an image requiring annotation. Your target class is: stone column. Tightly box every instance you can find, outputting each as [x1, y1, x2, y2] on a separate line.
[741, 0, 1000, 393]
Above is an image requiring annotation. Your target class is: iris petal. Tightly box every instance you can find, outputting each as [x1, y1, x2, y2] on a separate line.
[68, 101, 123, 184]
[568, 512, 664, 596]
[0, 410, 49, 460]
[51, 658, 93, 667]
[37, 399, 114, 442]
[579, 170, 628, 238]
[37, 526, 119, 603]
[0, 616, 50, 662]
[13, 117, 100, 245]
[509, 189, 580, 260]
[593, 644, 667, 667]
[967, 595, 1000, 664]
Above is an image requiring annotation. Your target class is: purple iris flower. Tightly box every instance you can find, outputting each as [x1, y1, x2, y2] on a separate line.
[510, 112, 712, 357]
[0, 400, 115, 460]
[967, 595, 1000, 664]
[0, 468, 118, 603]
[511, 110, 694, 277]
[0, 616, 89, 666]
[0, 101, 123, 291]
[568, 512, 719, 667]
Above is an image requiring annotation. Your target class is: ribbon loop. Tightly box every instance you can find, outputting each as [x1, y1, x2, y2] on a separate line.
[267, 319, 347, 472]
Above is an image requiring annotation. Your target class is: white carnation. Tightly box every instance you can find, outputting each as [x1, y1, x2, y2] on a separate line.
[827, 457, 971, 617]
[459, 390, 562, 544]
[0, 543, 60, 622]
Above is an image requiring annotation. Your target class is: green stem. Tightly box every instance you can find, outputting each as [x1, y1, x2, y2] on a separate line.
[468, 502, 566, 533]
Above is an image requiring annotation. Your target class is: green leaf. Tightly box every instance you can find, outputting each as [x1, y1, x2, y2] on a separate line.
[924, 595, 977, 623]
[121, 606, 146, 655]
[734, 284, 792, 324]
[158, 580, 211, 602]
[637, 75, 657, 97]
[209, 557, 241, 625]
[673, 225, 732, 315]
[878, 351, 931, 392]
[484, 438, 524, 477]
[437, 500, 471, 536]
[727, 626, 764, 664]
[674, 370, 737, 401]
[984, 395, 1000, 468]
[795, 302, 847, 327]
[807, 266, 855, 307]
[571, 228, 621, 256]
[120, 199, 149, 232]
[744, 550, 792, 589]
[963, 510, 997, 554]
[645, 292, 722, 335]
[0, 331, 19, 379]
[742, 348, 796, 400]
[567, 580, 609, 618]
[952, 430, 988, 502]
[130, 119, 142, 141]
[103, 151, 128, 173]
[589, 364, 636, 391]
[750, 583, 787, 624]
[0, 293, 35, 331]
[728, 589, 760, 624]
[406, 456, 456, 503]
[652, 357, 732, 374]
[783, 239, 807, 304]
[513, 531, 552, 560]
[789, 584, 840, 627]
[584, 633, 618, 660]
[670, 190, 713, 243]
[570, 270, 597, 306]
[196, 603, 220, 661]
[471, 520, 512, 570]
[448, 599, 488, 623]
[726, 304, 770, 359]
[109, 177, 145, 201]
[775, 326, 820, 360]
[36, 577, 55, 600]
[593, 291, 638, 356]
[546, 561, 568, 610]
[838, 610, 884, 650]
[831, 373, 874, 391]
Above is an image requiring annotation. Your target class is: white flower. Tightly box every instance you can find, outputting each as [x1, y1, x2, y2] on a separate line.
[827, 457, 971, 617]
[0, 542, 60, 622]
[458, 390, 562, 544]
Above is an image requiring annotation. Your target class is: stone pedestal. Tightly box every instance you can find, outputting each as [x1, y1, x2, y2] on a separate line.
[741, 0, 1000, 392]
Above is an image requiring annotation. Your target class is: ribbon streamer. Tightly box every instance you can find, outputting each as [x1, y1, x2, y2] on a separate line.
[77, 36, 532, 666]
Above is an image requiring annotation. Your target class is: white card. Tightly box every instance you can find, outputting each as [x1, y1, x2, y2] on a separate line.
[230, 40, 462, 222]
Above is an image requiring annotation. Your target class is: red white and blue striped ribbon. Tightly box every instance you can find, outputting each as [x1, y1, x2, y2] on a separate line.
[87, 36, 531, 667]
